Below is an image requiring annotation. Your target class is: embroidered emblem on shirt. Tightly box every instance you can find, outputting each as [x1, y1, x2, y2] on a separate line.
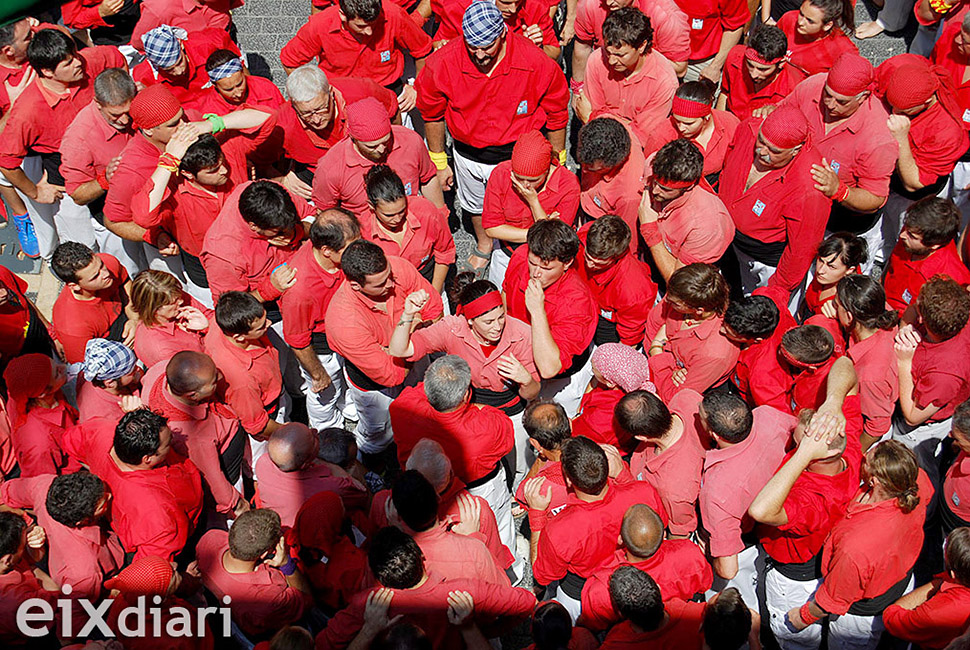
[380, 50, 391, 62]
[691, 18, 704, 29]
[594, 195, 602, 207]
[404, 182, 412, 195]
[963, 109, 970, 124]
[902, 288, 913, 305]
[753, 200, 766, 216]
[516, 100, 528, 115]
[830, 160, 841, 175]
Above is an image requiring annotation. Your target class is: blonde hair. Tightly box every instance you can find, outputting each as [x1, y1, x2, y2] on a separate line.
[869, 440, 921, 513]
[130, 270, 183, 326]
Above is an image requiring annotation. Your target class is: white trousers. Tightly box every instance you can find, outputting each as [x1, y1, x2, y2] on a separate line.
[537, 356, 593, 419]
[709, 545, 761, 611]
[299, 351, 348, 431]
[733, 246, 778, 297]
[892, 415, 952, 494]
[765, 567, 822, 650]
[487, 246, 513, 290]
[466, 466, 520, 577]
[547, 582, 582, 624]
[453, 147, 498, 215]
[92, 220, 147, 278]
[144, 243, 212, 308]
[828, 613, 886, 650]
[347, 380, 402, 454]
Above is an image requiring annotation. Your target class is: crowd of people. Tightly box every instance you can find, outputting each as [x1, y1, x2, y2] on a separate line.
[1, 0, 970, 647]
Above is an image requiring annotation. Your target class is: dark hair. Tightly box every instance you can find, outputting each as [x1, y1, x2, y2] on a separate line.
[365, 164, 407, 207]
[215, 290, 266, 336]
[577, 117, 631, 169]
[114, 409, 167, 465]
[239, 181, 300, 231]
[608, 566, 664, 631]
[817, 231, 867, 270]
[615, 390, 672, 439]
[339, 0, 383, 21]
[586, 214, 631, 260]
[808, 0, 855, 34]
[205, 48, 241, 73]
[94, 68, 137, 106]
[0, 21, 22, 50]
[748, 24, 788, 62]
[675, 79, 718, 107]
[946, 527, 970, 586]
[532, 601, 573, 650]
[372, 623, 432, 650]
[27, 28, 76, 74]
[528, 219, 580, 264]
[703, 588, 752, 650]
[953, 400, 970, 440]
[561, 436, 609, 494]
[46, 471, 107, 528]
[268, 627, 314, 650]
[724, 295, 779, 340]
[904, 197, 961, 247]
[341, 239, 388, 284]
[165, 351, 216, 397]
[781, 325, 835, 365]
[0, 511, 26, 558]
[310, 207, 360, 250]
[917, 275, 970, 340]
[667, 263, 730, 315]
[318, 427, 356, 467]
[701, 392, 753, 444]
[229, 508, 282, 561]
[652, 139, 704, 185]
[369, 527, 424, 589]
[392, 470, 439, 532]
[835, 275, 898, 331]
[523, 400, 571, 451]
[180, 134, 224, 176]
[449, 274, 500, 313]
[602, 6, 653, 49]
[51, 241, 96, 283]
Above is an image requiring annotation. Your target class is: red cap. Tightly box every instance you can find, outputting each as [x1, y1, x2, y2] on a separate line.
[345, 97, 392, 142]
[885, 60, 938, 110]
[760, 106, 810, 149]
[511, 130, 552, 177]
[129, 85, 182, 129]
[826, 52, 875, 97]
[104, 556, 174, 596]
[3, 353, 53, 429]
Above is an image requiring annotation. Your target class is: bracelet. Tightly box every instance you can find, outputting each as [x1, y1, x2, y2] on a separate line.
[429, 150, 449, 171]
[799, 602, 821, 625]
[833, 181, 850, 203]
[157, 153, 181, 174]
[278, 556, 298, 576]
[558, 149, 567, 166]
[569, 79, 584, 94]
[203, 113, 226, 133]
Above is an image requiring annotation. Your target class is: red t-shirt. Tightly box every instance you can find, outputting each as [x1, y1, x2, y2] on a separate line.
[884, 577, 970, 650]
[910, 323, 970, 422]
[599, 599, 706, 649]
[777, 10, 857, 79]
[482, 160, 581, 233]
[571, 385, 627, 449]
[575, 0, 691, 63]
[359, 196, 456, 271]
[732, 286, 797, 411]
[675, 0, 750, 61]
[883, 241, 970, 312]
[278, 242, 344, 349]
[720, 44, 797, 119]
[642, 109, 741, 178]
[204, 329, 282, 436]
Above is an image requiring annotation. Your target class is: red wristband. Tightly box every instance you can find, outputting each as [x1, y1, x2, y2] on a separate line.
[569, 79, 584, 94]
[96, 170, 110, 190]
[640, 221, 663, 248]
[834, 181, 850, 203]
[528, 508, 548, 531]
[799, 602, 821, 625]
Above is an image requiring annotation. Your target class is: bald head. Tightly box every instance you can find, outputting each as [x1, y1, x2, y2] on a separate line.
[620, 504, 664, 559]
[166, 351, 217, 397]
[309, 207, 361, 252]
[406, 438, 453, 492]
[268, 423, 318, 472]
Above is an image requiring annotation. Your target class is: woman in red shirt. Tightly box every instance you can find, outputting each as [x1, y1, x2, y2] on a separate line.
[777, 0, 857, 80]
[130, 270, 212, 368]
[799, 231, 866, 321]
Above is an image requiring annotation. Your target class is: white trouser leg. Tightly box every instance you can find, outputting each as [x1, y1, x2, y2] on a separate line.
[892, 415, 951, 493]
[509, 409, 531, 493]
[248, 392, 290, 470]
[765, 568, 822, 650]
[827, 613, 885, 650]
[949, 162, 970, 234]
[16, 156, 58, 259]
[53, 194, 96, 249]
[487, 246, 513, 289]
[145, 242, 213, 306]
[548, 583, 582, 624]
[537, 357, 593, 418]
[467, 469, 514, 549]
[708, 545, 762, 610]
[347, 380, 401, 454]
[300, 351, 346, 431]
[92, 220, 147, 276]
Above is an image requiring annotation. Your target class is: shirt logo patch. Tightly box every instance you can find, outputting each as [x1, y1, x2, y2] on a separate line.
[902, 288, 913, 305]
[404, 182, 413, 195]
[516, 100, 528, 115]
[600, 309, 613, 320]
[752, 200, 766, 216]
[691, 18, 704, 29]
[830, 160, 841, 175]
[380, 50, 391, 62]
[955, 493, 961, 507]
[594, 195, 602, 207]
[963, 109, 970, 124]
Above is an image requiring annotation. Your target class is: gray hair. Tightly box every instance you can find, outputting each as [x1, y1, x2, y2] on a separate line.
[406, 438, 452, 491]
[424, 355, 471, 412]
[94, 68, 137, 106]
[963, 10, 970, 31]
[286, 64, 330, 103]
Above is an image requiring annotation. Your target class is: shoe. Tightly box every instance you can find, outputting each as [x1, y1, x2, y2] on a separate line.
[9, 212, 39, 258]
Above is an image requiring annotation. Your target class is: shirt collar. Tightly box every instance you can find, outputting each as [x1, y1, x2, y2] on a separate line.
[37, 79, 74, 108]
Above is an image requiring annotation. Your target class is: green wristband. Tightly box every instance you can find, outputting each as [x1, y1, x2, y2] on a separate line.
[203, 113, 226, 133]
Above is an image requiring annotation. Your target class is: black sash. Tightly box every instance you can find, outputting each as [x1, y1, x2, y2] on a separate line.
[826, 202, 882, 236]
[264, 300, 282, 324]
[594, 313, 620, 346]
[464, 459, 505, 490]
[705, 171, 721, 192]
[732, 230, 787, 268]
[766, 553, 822, 582]
[417, 254, 435, 283]
[551, 344, 592, 381]
[847, 572, 912, 617]
[453, 140, 515, 165]
[105, 308, 129, 342]
[89, 0, 140, 45]
[40, 152, 64, 187]
[345, 358, 390, 392]
[20, 306, 55, 358]
[559, 571, 587, 600]
[181, 251, 209, 288]
[471, 384, 526, 416]
[293, 164, 314, 186]
[889, 171, 948, 202]
[311, 331, 333, 355]
[88, 194, 106, 226]
[499, 240, 524, 258]
[219, 424, 247, 485]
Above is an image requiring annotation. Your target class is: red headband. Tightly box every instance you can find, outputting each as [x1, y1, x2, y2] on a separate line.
[650, 175, 696, 190]
[744, 46, 785, 66]
[671, 95, 712, 118]
[457, 291, 503, 319]
[778, 341, 828, 371]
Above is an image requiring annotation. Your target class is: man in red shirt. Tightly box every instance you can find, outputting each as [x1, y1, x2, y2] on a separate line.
[0, 263, 56, 365]
[495, 0, 560, 59]
[717, 25, 795, 119]
[198, 49, 285, 115]
[132, 0, 239, 51]
[515, 401, 573, 516]
[640, 139, 735, 281]
[676, 0, 748, 83]
[503, 220, 598, 416]
[883, 197, 970, 313]
[197, 508, 314, 638]
[75, 337, 143, 423]
[943, 402, 970, 531]
[415, 0, 568, 276]
[576, 117, 644, 235]
[0, 511, 59, 644]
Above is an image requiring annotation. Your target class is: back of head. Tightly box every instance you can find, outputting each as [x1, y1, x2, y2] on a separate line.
[46, 471, 106, 528]
[809, 0, 855, 32]
[268, 423, 318, 472]
[239, 181, 299, 232]
[608, 565, 664, 631]
[215, 290, 265, 336]
[748, 24, 787, 61]
[405, 438, 453, 492]
[701, 393, 753, 444]
[781, 325, 835, 366]
[703, 588, 752, 650]
[180, 134, 223, 176]
[577, 117, 630, 168]
[268, 626, 314, 650]
[339, 0, 383, 21]
[602, 6, 652, 50]
[392, 470, 439, 532]
[917, 275, 970, 341]
[423, 355, 472, 412]
[528, 219, 580, 264]
[835, 275, 898, 332]
[868, 440, 921, 513]
[945, 527, 970, 586]
[523, 401, 571, 451]
[114, 409, 166, 465]
[205, 48, 240, 75]
[620, 504, 664, 558]
[310, 207, 361, 251]
[652, 139, 704, 185]
[561, 436, 609, 494]
[953, 399, 970, 444]
[817, 231, 868, 270]
[286, 64, 329, 103]
[365, 164, 407, 207]
[369, 526, 424, 589]
[229, 508, 282, 561]
[532, 601, 573, 650]
[341, 239, 388, 285]
[372, 623, 433, 650]
[27, 28, 75, 74]
[667, 263, 730, 315]
[724, 295, 779, 340]
[585, 214, 631, 261]
[0, 511, 26, 558]
[51, 241, 95, 283]
[165, 351, 217, 397]
[318, 427, 356, 468]
[130, 269, 183, 324]
[94, 68, 137, 107]
[0, 21, 21, 51]
[904, 197, 961, 247]
[615, 390, 671, 440]
[675, 79, 718, 108]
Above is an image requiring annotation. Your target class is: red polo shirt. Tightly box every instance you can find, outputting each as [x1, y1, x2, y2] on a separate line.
[132, 0, 239, 50]
[532, 479, 668, 584]
[254, 454, 368, 527]
[503, 245, 598, 370]
[505, 0, 559, 49]
[429, 0, 472, 42]
[814, 470, 933, 615]
[700, 405, 795, 558]
[571, 385, 627, 449]
[945, 450, 970, 522]
[883, 241, 970, 311]
[884, 577, 970, 650]
[645, 183, 735, 265]
[580, 133, 645, 234]
[910, 323, 970, 422]
[132, 297, 209, 368]
[732, 286, 796, 411]
[788, 353, 839, 414]
[279, 242, 344, 350]
[104, 134, 164, 226]
[200, 180, 309, 301]
[50, 253, 129, 363]
[629, 389, 708, 536]
[281, 2, 432, 87]
[204, 329, 282, 436]
[197, 74, 286, 115]
[482, 160, 580, 233]
[0, 266, 31, 362]
[580, 542, 713, 631]
[131, 28, 239, 108]
[0, 61, 28, 117]
[312, 126, 436, 217]
[777, 10, 857, 79]
[415, 32, 569, 147]
[643, 109, 741, 178]
[933, 18, 970, 127]
[10, 402, 80, 478]
[412, 522, 509, 585]
[719, 117, 832, 291]
[720, 45, 797, 119]
[75, 378, 131, 424]
[326, 256, 443, 388]
[359, 196, 456, 272]
[514, 459, 571, 517]
[60, 100, 133, 195]
[599, 599, 706, 650]
[576, 0, 691, 64]
[905, 100, 969, 187]
[61, 416, 204, 561]
[848, 327, 899, 438]
[675, 0, 750, 61]
[585, 47, 679, 148]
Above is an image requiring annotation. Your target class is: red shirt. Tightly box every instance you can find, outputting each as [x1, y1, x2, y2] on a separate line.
[504, 0, 559, 49]
[411, 522, 509, 585]
[415, 33, 569, 147]
[532, 479, 668, 584]
[10, 402, 80, 478]
[848, 327, 899, 438]
[255, 454, 368, 527]
[629, 389, 708, 536]
[390, 385, 514, 483]
[580, 542, 713, 631]
[503, 245, 598, 370]
[196, 74, 286, 115]
[944, 450, 970, 522]
[910, 323, 970, 422]
[60, 100, 133, 195]
[719, 117, 832, 290]
[732, 286, 797, 411]
[204, 329, 282, 436]
[279, 242, 344, 349]
[0, 266, 31, 362]
[197, 529, 313, 637]
[326, 256, 443, 388]
[579, 132, 645, 233]
[814, 470, 933, 615]
[585, 47, 679, 148]
[906, 100, 969, 187]
[883, 241, 970, 311]
[788, 353, 839, 414]
[576, 0, 691, 63]
[514, 459, 571, 517]
[645, 183, 735, 265]
[777, 11, 857, 79]
[104, 134, 164, 226]
[62, 417, 204, 561]
[675, 0, 750, 61]
[359, 196, 456, 271]
[933, 18, 970, 127]
[571, 385, 627, 448]
[280, 2, 432, 87]
[884, 577, 970, 650]
[643, 109, 741, 178]
[51, 253, 129, 363]
[132, 0, 239, 50]
[721, 44, 797, 119]
[0, 564, 58, 645]
[482, 160, 581, 232]
[0, 61, 28, 118]
[75, 378, 131, 424]
[312, 126, 437, 217]
[700, 405, 795, 557]
[599, 599, 705, 650]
